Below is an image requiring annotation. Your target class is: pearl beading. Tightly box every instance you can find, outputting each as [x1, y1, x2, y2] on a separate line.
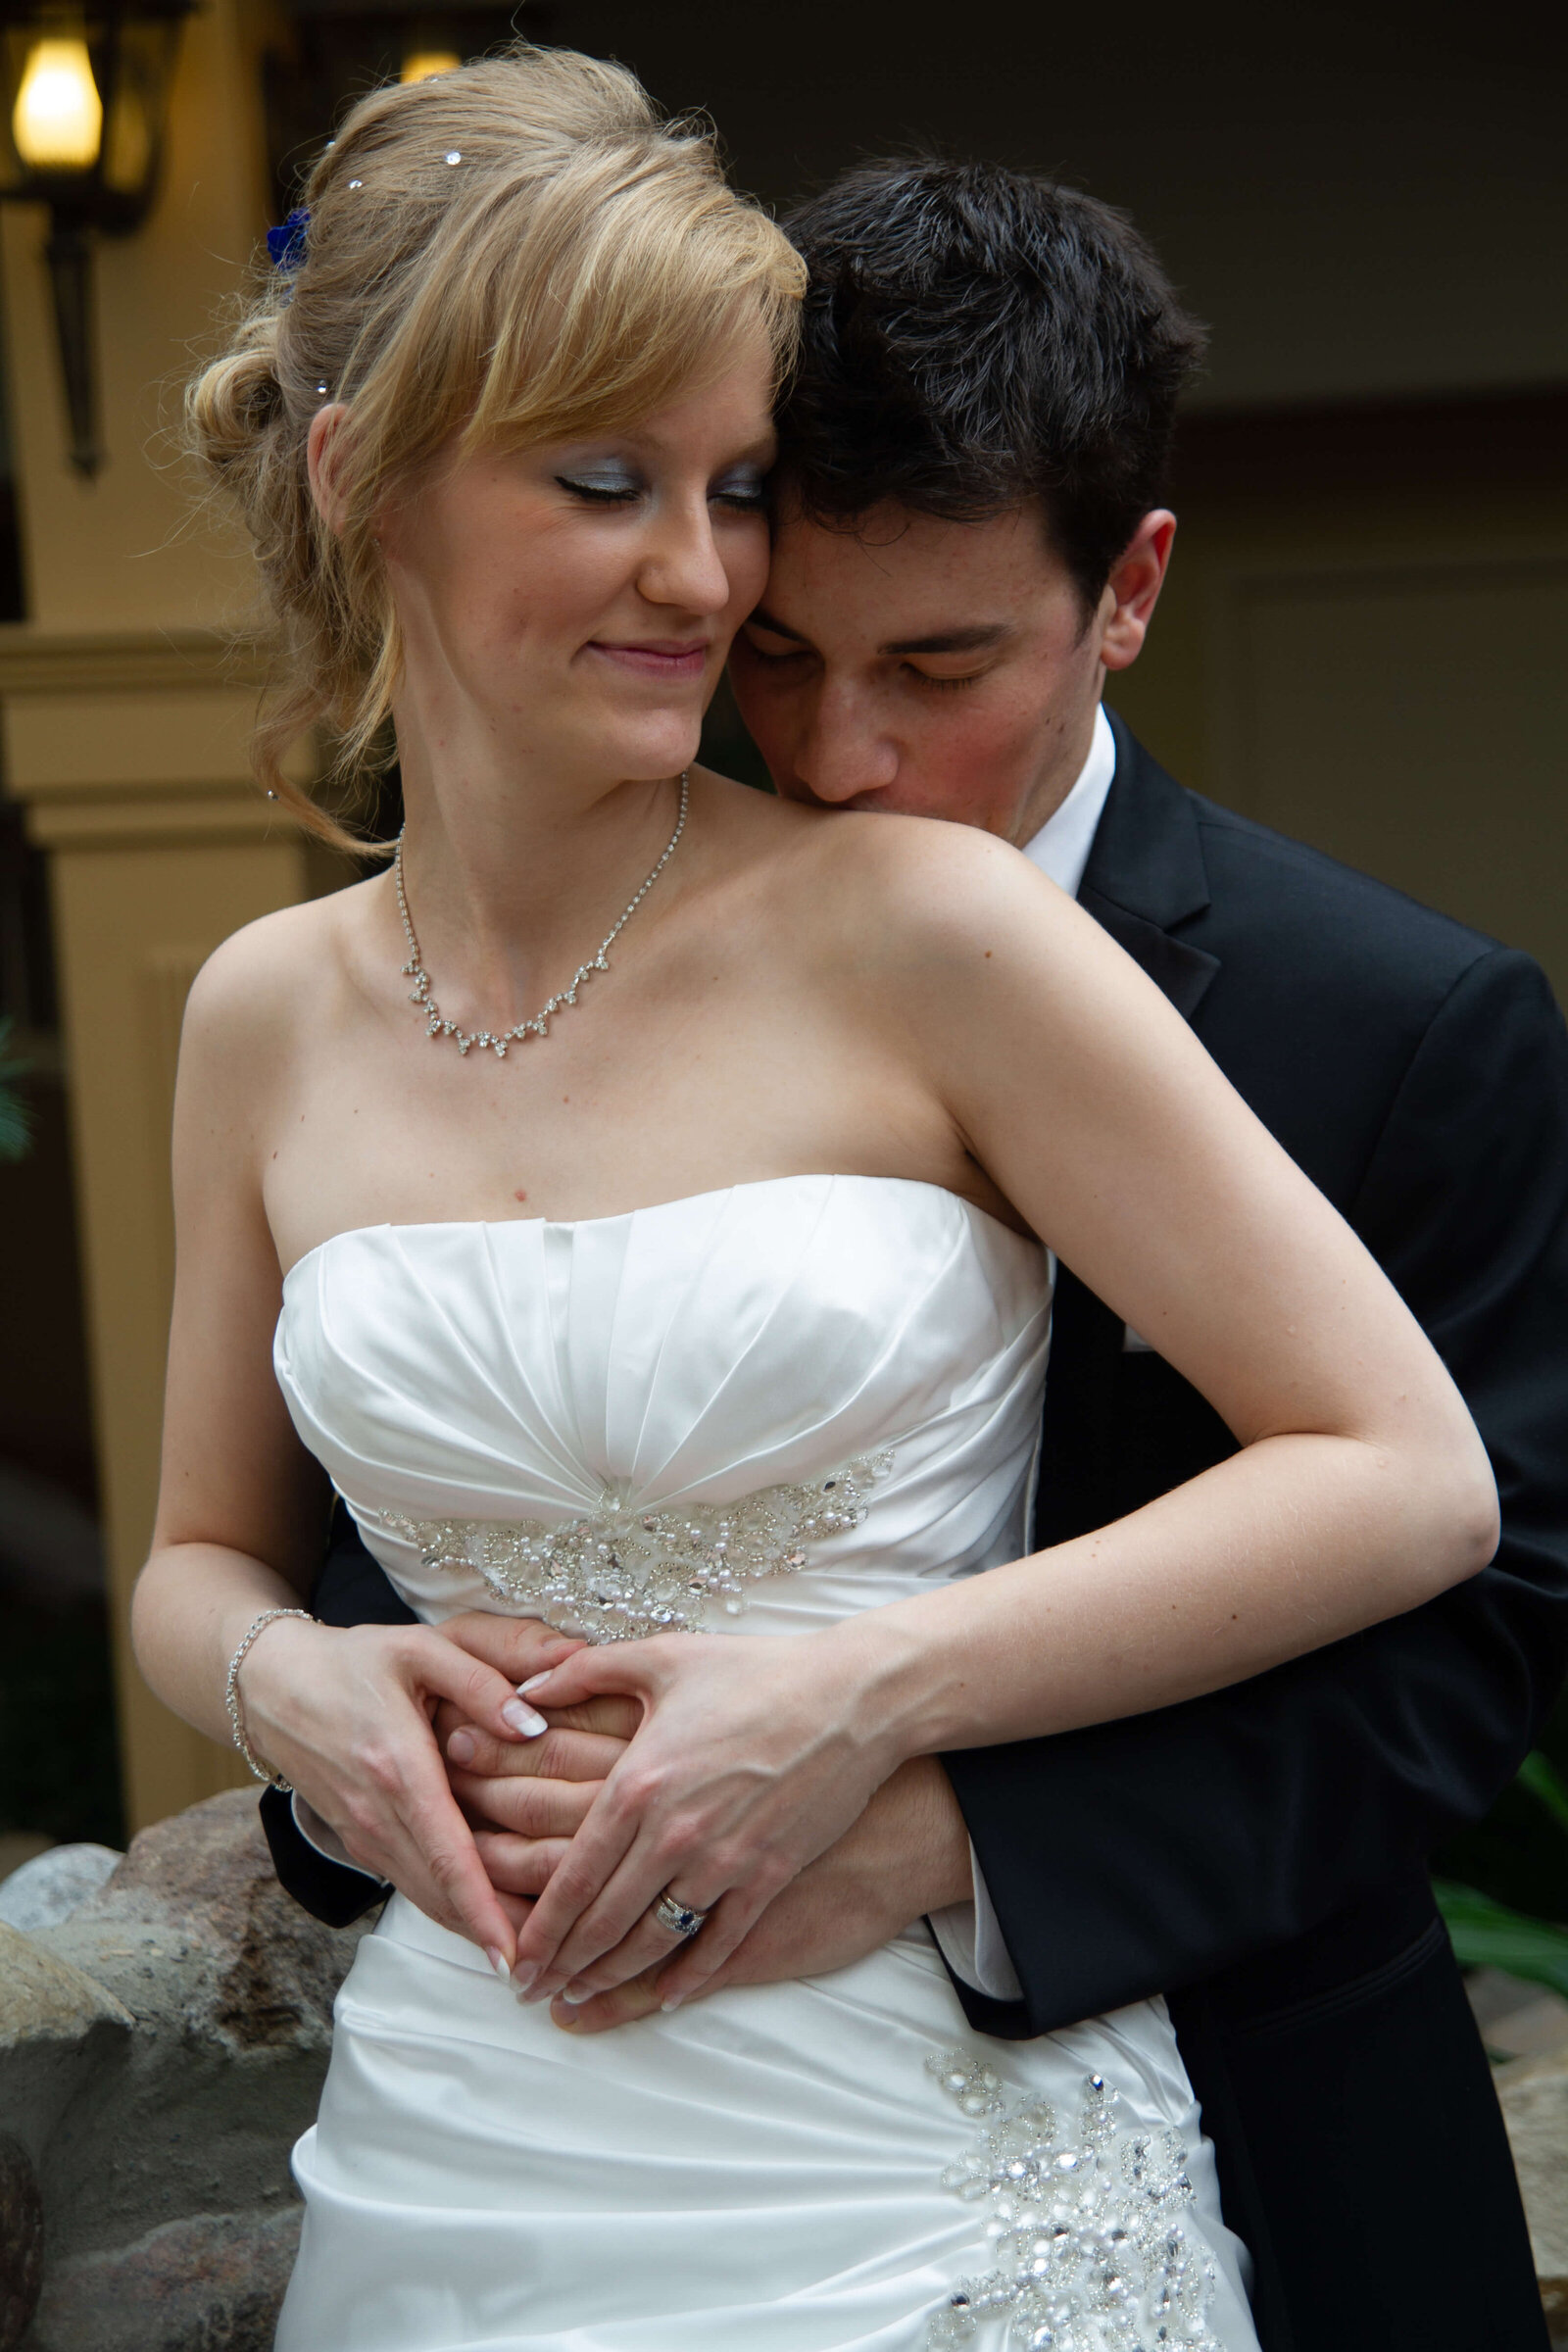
[393, 774, 689, 1058]
[372, 1449, 893, 1642]
[925, 2055, 1220, 2350]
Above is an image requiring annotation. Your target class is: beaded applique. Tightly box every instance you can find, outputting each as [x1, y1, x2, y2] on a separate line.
[374, 1450, 893, 1642]
[924, 2055, 1220, 2350]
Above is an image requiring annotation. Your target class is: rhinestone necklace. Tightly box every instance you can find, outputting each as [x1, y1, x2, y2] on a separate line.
[393, 773, 689, 1059]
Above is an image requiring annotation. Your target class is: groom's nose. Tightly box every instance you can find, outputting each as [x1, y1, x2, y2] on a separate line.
[790, 678, 901, 806]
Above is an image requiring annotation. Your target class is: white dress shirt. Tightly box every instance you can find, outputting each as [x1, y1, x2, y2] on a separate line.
[927, 702, 1117, 2001]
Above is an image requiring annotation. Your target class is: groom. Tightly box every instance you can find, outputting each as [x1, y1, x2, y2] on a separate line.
[264, 161, 1568, 2348]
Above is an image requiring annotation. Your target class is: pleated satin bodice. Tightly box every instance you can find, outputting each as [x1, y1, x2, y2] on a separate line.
[273, 1174, 1054, 1637]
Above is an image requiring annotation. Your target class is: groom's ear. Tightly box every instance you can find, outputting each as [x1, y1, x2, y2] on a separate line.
[1098, 511, 1177, 673]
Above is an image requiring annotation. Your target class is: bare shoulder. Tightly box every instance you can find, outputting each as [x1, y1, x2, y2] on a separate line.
[786, 800, 1082, 973]
[692, 765, 1062, 939]
[177, 876, 375, 1093]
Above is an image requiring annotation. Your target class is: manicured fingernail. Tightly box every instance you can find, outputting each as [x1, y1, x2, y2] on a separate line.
[447, 1728, 478, 1765]
[517, 1672, 553, 1694]
[661, 1990, 685, 2012]
[502, 1698, 548, 1737]
[561, 1984, 594, 2005]
[511, 1961, 538, 1998]
[526, 1976, 564, 2005]
[486, 1947, 511, 1984]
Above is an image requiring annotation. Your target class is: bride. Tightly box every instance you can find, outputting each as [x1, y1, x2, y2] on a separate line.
[133, 43, 1495, 2352]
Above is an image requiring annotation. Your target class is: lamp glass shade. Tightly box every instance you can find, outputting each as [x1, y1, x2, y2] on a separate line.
[12, 36, 102, 172]
[98, 19, 182, 200]
[401, 50, 463, 84]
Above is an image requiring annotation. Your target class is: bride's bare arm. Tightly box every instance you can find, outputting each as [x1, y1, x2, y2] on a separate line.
[129, 931, 572, 1971]
[510, 819, 1497, 2004]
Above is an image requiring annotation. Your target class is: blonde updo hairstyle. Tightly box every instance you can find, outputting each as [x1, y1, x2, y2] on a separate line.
[187, 43, 807, 851]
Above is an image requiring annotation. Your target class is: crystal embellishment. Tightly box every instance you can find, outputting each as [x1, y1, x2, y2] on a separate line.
[924, 2055, 1220, 2350]
[374, 1451, 893, 1642]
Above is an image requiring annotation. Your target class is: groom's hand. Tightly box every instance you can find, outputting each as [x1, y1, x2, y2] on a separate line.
[550, 1755, 973, 2032]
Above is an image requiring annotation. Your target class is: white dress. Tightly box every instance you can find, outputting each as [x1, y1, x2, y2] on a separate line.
[271, 1174, 1259, 2352]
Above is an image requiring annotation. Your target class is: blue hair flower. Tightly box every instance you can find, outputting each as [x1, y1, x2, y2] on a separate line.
[267, 209, 311, 271]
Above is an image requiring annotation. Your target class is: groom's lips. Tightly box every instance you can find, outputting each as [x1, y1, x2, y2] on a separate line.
[588, 638, 710, 681]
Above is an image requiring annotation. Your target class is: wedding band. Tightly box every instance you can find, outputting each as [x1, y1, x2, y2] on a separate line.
[651, 1890, 708, 1939]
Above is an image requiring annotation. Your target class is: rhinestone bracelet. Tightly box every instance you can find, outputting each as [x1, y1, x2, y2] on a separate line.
[224, 1607, 315, 1791]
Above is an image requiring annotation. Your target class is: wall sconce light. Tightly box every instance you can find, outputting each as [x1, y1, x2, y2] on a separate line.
[0, 2, 196, 479]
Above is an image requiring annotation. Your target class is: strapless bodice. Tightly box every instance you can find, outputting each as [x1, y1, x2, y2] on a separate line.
[273, 1174, 1053, 1636]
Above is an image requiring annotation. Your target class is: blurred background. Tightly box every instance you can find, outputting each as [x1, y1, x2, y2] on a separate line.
[0, 0, 1563, 2034]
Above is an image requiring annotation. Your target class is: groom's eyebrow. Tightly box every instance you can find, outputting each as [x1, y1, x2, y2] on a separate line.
[878, 622, 1013, 657]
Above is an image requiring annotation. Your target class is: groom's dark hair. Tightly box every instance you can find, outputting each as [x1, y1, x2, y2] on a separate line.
[778, 160, 1206, 605]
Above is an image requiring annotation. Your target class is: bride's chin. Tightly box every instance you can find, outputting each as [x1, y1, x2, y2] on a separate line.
[586, 715, 706, 781]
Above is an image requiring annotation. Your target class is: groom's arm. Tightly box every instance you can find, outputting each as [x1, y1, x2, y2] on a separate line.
[945, 945, 1568, 2034]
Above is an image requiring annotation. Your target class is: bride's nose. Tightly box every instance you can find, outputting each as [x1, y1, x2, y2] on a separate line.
[633, 497, 732, 617]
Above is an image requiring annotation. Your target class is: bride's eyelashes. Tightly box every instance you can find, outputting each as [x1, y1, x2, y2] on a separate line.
[553, 466, 769, 513]
[555, 471, 641, 505]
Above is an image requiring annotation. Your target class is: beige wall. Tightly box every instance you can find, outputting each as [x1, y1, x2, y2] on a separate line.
[566, 0, 1568, 414]
[0, 1, 312, 1830]
[1111, 444, 1568, 1002]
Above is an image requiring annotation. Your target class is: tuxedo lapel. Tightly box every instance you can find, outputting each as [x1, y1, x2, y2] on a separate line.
[1080, 711, 1221, 1025]
[1079, 888, 1220, 1022]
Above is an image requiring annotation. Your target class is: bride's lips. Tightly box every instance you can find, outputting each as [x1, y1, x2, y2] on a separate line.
[587, 638, 711, 682]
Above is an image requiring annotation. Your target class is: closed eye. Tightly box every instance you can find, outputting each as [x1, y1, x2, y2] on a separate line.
[711, 470, 769, 514]
[739, 626, 810, 662]
[556, 474, 640, 506]
[906, 666, 986, 691]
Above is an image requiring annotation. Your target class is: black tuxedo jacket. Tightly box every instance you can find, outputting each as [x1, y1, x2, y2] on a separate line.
[945, 712, 1565, 2348]
[266, 714, 1564, 2351]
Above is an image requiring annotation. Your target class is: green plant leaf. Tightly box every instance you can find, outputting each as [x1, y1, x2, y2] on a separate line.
[0, 1016, 33, 1163]
[1434, 1876, 1568, 1999]
[1519, 1749, 1568, 1841]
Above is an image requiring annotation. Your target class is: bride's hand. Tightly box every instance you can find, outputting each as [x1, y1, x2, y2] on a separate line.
[506, 1625, 906, 2005]
[238, 1612, 582, 1968]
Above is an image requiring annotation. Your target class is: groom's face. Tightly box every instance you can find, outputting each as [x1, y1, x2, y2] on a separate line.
[729, 502, 1124, 846]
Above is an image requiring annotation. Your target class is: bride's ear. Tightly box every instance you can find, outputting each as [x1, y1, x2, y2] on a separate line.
[307, 403, 353, 534]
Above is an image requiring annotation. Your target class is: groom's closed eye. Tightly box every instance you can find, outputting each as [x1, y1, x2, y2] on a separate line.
[739, 614, 813, 662]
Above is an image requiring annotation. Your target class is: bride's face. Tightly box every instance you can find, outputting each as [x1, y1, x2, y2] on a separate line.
[378, 337, 776, 792]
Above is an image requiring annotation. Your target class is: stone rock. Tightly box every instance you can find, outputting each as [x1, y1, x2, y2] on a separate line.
[0, 1923, 132, 2153]
[24, 2208, 301, 2352]
[18, 1790, 370, 2269]
[1498, 2038, 1568, 2301]
[0, 1846, 122, 1935]
[37, 1788, 365, 2056]
[0, 2135, 43, 2352]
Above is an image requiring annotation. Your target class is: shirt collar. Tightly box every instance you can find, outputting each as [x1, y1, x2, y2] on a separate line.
[1018, 703, 1116, 901]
